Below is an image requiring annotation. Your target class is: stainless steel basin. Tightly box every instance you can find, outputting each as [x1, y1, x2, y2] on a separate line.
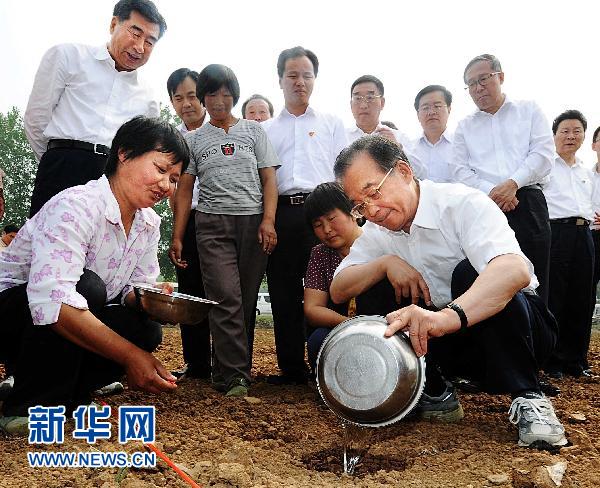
[316, 315, 426, 427]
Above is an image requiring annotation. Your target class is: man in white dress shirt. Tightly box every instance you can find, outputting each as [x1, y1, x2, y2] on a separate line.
[25, 0, 165, 216]
[451, 54, 554, 304]
[346, 75, 411, 148]
[166, 68, 212, 380]
[410, 85, 453, 183]
[331, 135, 565, 448]
[262, 46, 348, 384]
[543, 110, 595, 379]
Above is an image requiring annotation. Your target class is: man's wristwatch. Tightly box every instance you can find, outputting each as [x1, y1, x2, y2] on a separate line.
[446, 302, 468, 332]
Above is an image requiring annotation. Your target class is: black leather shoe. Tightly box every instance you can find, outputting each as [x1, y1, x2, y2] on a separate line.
[171, 364, 211, 379]
[545, 370, 563, 380]
[539, 379, 560, 397]
[266, 374, 308, 386]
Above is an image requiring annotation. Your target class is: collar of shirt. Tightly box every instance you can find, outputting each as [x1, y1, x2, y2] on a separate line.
[98, 175, 157, 229]
[95, 44, 139, 80]
[554, 154, 584, 169]
[419, 129, 453, 147]
[278, 105, 316, 119]
[473, 94, 512, 118]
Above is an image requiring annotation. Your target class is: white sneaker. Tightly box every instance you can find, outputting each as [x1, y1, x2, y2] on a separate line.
[93, 381, 124, 396]
[508, 394, 567, 447]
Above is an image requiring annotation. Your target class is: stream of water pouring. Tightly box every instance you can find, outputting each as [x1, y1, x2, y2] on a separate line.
[342, 421, 372, 475]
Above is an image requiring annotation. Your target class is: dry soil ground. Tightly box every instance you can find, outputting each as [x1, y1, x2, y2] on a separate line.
[1, 327, 599, 488]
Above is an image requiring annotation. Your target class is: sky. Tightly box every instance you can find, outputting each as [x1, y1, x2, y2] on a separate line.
[1, 0, 599, 162]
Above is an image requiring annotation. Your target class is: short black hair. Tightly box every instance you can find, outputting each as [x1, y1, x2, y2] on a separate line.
[414, 85, 453, 111]
[113, 0, 167, 38]
[552, 109, 587, 135]
[350, 75, 384, 96]
[241, 94, 274, 118]
[167, 68, 199, 100]
[304, 182, 353, 226]
[104, 116, 190, 177]
[593, 126, 600, 144]
[3, 224, 19, 234]
[277, 46, 319, 79]
[463, 54, 502, 84]
[334, 135, 410, 180]
[196, 64, 240, 106]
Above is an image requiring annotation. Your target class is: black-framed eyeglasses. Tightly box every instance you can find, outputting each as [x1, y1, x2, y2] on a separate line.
[351, 94, 383, 105]
[417, 103, 447, 113]
[464, 72, 501, 91]
[350, 166, 394, 218]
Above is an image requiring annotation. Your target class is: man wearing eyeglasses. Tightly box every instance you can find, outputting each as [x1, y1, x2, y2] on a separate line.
[24, 0, 165, 217]
[451, 54, 554, 305]
[331, 135, 565, 448]
[347, 75, 425, 179]
[410, 85, 454, 183]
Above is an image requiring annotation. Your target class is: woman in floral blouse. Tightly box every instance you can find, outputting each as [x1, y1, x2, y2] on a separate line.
[0, 117, 188, 435]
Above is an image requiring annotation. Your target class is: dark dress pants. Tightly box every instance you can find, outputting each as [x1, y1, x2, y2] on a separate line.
[546, 222, 594, 373]
[429, 260, 557, 394]
[504, 187, 551, 305]
[0, 270, 162, 417]
[591, 229, 600, 318]
[266, 203, 318, 377]
[176, 210, 211, 374]
[29, 147, 107, 217]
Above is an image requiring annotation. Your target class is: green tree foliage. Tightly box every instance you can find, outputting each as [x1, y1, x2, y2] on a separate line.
[155, 103, 181, 282]
[0, 107, 37, 227]
[0, 105, 182, 282]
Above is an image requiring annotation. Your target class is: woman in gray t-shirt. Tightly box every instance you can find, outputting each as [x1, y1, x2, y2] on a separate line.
[170, 64, 280, 398]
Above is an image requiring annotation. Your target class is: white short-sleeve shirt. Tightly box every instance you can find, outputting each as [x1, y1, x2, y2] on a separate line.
[335, 180, 537, 308]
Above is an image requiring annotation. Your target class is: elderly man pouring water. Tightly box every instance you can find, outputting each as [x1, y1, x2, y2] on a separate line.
[0, 117, 186, 435]
[330, 135, 566, 448]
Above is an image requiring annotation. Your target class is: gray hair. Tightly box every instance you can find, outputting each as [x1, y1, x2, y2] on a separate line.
[333, 135, 410, 180]
[463, 54, 502, 83]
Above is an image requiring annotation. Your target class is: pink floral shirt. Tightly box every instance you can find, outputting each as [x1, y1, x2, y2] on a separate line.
[0, 176, 161, 325]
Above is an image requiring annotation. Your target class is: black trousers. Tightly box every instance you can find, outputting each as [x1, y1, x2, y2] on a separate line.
[266, 203, 318, 377]
[591, 230, 600, 316]
[0, 271, 162, 417]
[29, 147, 107, 217]
[546, 222, 594, 373]
[176, 210, 211, 374]
[428, 260, 557, 394]
[504, 187, 551, 305]
[321, 261, 556, 395]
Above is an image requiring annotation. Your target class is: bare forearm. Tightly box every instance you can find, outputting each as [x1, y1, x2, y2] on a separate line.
[330, 256, 389, 303]
[305, 304, 347, 328]
[172, 186, 192, 243]
[51, 304, 140, 366]
[450, 254, 530, 327]
[259, 168, 278, 222]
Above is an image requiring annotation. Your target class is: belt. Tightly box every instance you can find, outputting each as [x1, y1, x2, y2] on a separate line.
[47, 139, 110, 156]
[278, 193, 311, 206]
[550, 217, 590, 226]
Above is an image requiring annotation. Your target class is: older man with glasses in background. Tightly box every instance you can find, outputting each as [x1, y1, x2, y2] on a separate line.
[450, 54, 554, 305]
